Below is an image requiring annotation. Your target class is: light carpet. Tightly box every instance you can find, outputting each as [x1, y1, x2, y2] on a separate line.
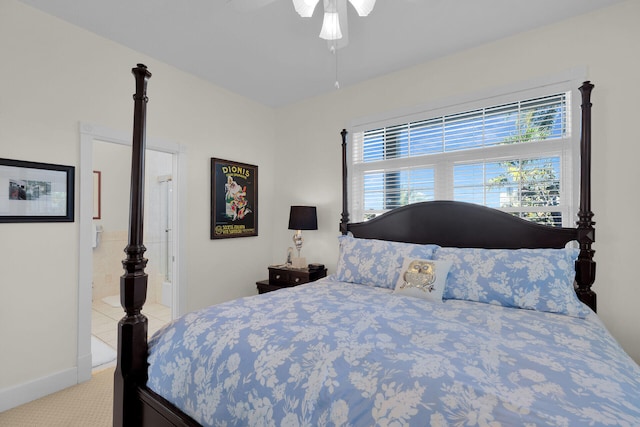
[0, 367, 114, 426]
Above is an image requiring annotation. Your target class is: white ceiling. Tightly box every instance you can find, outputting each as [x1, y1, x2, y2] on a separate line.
[19, 0, 623, 107]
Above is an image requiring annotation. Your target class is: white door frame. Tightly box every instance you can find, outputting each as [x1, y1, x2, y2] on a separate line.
[77, 122, 187, 381]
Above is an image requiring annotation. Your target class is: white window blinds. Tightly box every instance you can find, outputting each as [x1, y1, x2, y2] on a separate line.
[350, 83, 578, 225]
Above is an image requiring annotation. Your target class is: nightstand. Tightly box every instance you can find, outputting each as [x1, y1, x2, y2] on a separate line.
[256, 265, 327, 294]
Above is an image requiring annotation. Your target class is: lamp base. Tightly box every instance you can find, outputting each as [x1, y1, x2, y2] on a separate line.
[291, 257, 306, 269]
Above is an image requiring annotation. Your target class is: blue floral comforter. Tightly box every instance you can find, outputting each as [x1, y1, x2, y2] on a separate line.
[148, 279, 640, 426]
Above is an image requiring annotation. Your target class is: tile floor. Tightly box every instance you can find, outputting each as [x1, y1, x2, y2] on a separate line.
[92, 299, 172, 351]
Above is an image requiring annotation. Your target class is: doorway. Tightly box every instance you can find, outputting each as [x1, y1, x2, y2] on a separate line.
[77, 123, 186, 381]
[90, 141, 174, 361]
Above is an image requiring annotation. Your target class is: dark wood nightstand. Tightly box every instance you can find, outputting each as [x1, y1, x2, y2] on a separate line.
[256, 265, 327, 294]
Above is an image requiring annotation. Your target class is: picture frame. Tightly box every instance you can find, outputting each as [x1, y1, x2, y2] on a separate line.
[0, 158, 75, 223]
[211, 158, 258, 239]
[93, 170, 101, 220]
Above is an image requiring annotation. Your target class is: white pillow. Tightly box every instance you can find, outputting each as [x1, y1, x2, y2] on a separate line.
[393, 258, 452, 302]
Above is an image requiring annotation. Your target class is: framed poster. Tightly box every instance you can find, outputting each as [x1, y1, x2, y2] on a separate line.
[0, 158, 75, 223]
[211, 158, 258, 239]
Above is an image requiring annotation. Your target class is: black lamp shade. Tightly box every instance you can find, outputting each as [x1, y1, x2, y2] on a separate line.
[288, 206, 318, 230]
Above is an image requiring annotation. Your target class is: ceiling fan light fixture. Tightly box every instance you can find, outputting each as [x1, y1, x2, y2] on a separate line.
[347, 0, 376, 16]
[293, 0, 321, 17]
[292, 0, 373, 45]
[319, 11, 342, 40]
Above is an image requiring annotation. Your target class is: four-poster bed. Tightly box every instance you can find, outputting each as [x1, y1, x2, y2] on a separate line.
[114, 64, 640, 426]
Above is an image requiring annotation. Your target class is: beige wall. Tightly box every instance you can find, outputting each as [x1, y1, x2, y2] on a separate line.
[0, 0, 276, 400]
[274, 0, 640, 363]
[1, 0, 638, 410]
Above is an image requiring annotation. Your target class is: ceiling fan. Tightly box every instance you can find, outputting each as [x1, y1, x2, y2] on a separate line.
[229, 0, 377, 49]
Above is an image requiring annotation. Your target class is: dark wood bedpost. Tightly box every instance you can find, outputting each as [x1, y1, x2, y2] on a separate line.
[114, 63, 152, 427]
[340, 129, 349, 235]
[575, 81, 597, 312]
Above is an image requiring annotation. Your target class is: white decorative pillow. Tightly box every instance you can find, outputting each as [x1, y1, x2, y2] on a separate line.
[335, 235, 439, 289]
[434, 247, 590, 318]
[393, 258, 452, 302]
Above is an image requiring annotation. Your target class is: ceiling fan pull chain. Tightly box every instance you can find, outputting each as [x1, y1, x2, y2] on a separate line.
[331, 42, 340, 89]
[334, 46, 340, 89]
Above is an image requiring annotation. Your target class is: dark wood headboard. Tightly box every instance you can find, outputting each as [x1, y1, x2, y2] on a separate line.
[340, 82, 596, 312]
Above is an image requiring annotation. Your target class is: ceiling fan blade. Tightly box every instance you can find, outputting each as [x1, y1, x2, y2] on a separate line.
[228, 0, 278, 13]
[293, 0, 321, 17]
[348, 0, 376, 16]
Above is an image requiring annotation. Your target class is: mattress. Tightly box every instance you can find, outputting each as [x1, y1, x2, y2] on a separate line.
[148, 278, 640, 426]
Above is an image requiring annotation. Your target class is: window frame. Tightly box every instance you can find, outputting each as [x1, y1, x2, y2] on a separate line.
[347, 73, 585, 227]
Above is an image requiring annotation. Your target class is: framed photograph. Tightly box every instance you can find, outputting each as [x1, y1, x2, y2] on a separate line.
[211, 158, 258, 239]
[0, 158, 75, 223]
[93, 170, 101, 220]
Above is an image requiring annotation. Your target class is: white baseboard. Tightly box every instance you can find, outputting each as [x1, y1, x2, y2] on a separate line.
[0, 367, 78, 412]
[77, 351, 93, 383]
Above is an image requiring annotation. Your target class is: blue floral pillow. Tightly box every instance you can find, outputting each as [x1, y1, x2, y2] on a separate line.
[335, 236, 439, 289]
[434, 247, 591, 318]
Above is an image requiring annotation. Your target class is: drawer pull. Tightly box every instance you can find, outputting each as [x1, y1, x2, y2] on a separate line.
[294, 277, 300, 283]
[275, 274, 281, 280]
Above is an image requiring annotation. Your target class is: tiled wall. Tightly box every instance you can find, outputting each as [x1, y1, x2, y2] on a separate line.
[92, 229, 163, 303]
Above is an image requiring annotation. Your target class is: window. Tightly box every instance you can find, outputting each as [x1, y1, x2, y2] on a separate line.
[349, 81, 579, 226]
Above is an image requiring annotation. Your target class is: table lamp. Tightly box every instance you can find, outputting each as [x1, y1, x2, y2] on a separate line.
[288, 206, 317, 268]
